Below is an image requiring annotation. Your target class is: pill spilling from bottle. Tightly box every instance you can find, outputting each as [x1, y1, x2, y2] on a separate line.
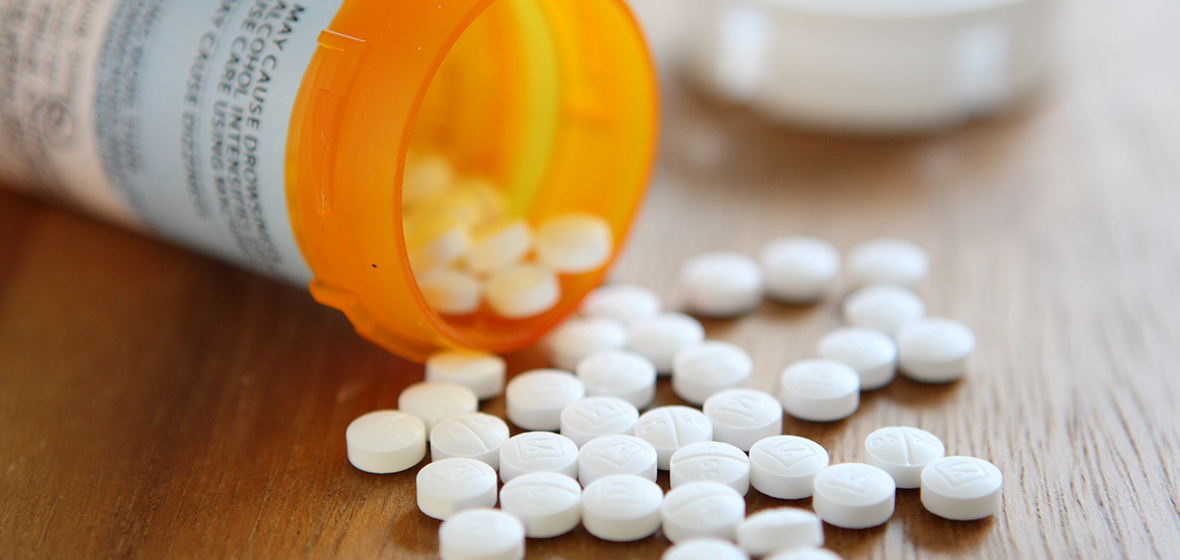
[343, 235, 995, 560]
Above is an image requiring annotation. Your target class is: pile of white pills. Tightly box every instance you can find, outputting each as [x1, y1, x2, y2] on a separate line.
[341, 235, 1002, 560]
[401, 151, 615, 321]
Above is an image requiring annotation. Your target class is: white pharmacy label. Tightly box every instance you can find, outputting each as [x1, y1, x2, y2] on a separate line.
[0, 0, 345, 283]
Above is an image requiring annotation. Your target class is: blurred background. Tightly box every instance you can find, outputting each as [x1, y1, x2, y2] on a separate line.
[626, 0, 1054, 134]
[3, 0, 1180, 558]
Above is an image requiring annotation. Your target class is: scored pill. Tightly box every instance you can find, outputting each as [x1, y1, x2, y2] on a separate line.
[560, 396, 640, 448]
[577, 434, 658, 486]
[424, 350, 506, 400]
[575, 350, 657, 409]
[842, 284, 925, 336]
[812, 463, 896, 529]
[672, 341, 753, 405]
[660, 482, 746, 544]
[864, 426, 945, 488]
[669, 440, 751, 496]
[846, 238, 929, 287]
[704, 388, 783, 452]
[345, 410, 427, 474]
[417, 269, 482, 315]
[430, 412, 510, 470]
[678, 251, 765, 318]
[736, 507, 824, 557]
[748, 435, 830, 499]
[896, 317, 975, 383]
[397, 382, 479, 440]
[505, 369, 585, 431]
[628, 313, 706, 374]
[416, 457, 499, 520]
[498, 431, 579, 483]
[438, 508, 525, 560]
[633, 405, 714, 470]
[485, 264, 561, 319]
[580, 283, 661, 326]
[758, 236, 842, 304]
[581, 475, 664, 542]
[817, 327, 899, 390]
[546, 317, 629, 371]
[778, 360, 860, 422]
[498, 472, 582, 538]
[535, 212, 614, 274]
[920, 456, 1003, 520]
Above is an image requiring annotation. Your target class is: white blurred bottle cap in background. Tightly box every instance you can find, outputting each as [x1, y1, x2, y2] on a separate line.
[630, 0, 1056, 134]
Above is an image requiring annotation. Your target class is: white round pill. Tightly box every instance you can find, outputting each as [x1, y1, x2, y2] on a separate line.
[505, 369, 585, 431]
[345, 410, 427, 474]
[581, 283, 661, 326]
[581, 475, 664, 542]
[634, 405, 714, 470]
[425, 350, 506, 400]
[499, 472, 582, 538]
[704, 388, 783, 452]
[672, 341, 753, 405]
[546, 317, 629, 371]
[438, 508, 525, 560]
[663, 538, 750, 560]
[398, 382, 479, 439]
[842, 285, 925, 336]
[466, 219, 533, 275]
[759, 236, 841, 304]
[669, 441, 751, 495]
[417, 457, 499, 520]
[896, 318, 975, 383]
[679, 251, 765, 318]
[409, 226, 470, 274]
[812, 463, 896, 529]
[485, 264, 561, 319]
[864, 426, 945, 489]
[628, 313, 706, 374]
[575, 350, 657, 409]
[430, 412, 511, 470]
[846, 238, 929, 287]
[402, 153, 455, 205]
[418, 269, 483, 315]
[817, 327, 898, 391]
[748, 435, 829, 499]
[498, 431, 579, 483]
[778, 360, 860, 422]
[560, 396, 640, 448]
[766, 549, 844, 560]
[535, 212, 614, 274]
[737, 507, 824, 556]
[577, 434, 658, 486]
[921, 456, 1003, 520]
[661, 482, 746, 543]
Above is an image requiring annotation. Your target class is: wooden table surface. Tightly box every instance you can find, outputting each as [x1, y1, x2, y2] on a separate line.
[3, 0, 1180, 558]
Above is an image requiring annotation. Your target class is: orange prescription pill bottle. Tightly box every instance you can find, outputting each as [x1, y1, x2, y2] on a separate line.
[0, 0, 658, 361]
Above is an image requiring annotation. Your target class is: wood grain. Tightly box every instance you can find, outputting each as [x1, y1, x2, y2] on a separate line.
[2, 0, 1180, 558]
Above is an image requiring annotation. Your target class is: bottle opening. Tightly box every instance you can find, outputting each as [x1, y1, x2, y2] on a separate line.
[288, 0, 657, 360]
